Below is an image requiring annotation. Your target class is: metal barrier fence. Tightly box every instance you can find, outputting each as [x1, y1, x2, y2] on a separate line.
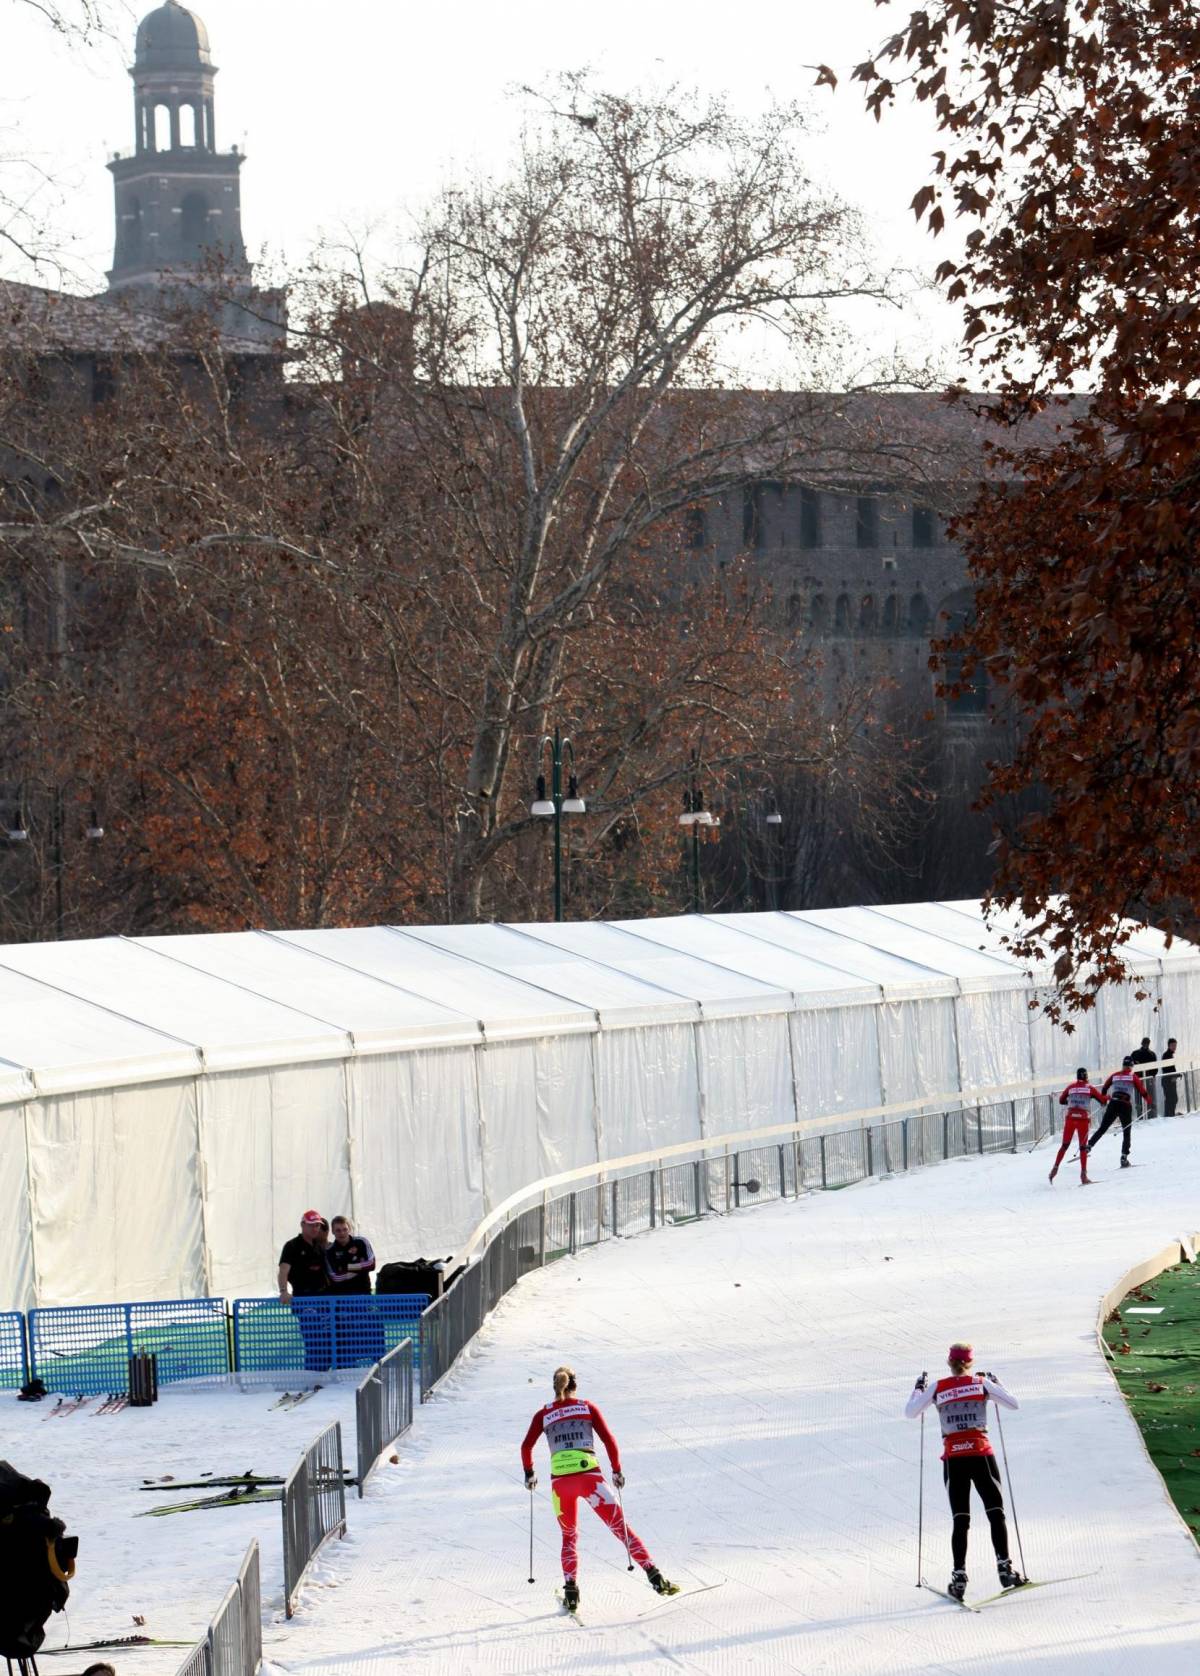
[420, 1085, 1192, 1398]
[355, 1338, 414, 1496]
[29, 1297, 229, 1396]
[282, 1420, 347, 1619]
[0, 1310, 28, 1389]
[233, 1295, 428, 1384]
[172, 1540, 261, 1676]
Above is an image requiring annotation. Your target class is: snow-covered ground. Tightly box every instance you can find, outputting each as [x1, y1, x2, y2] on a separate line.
[6, 1116, 1200, 1674]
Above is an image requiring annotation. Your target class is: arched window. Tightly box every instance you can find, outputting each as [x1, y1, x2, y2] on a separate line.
[858, 594, 877, 634]
[809, 592, 829, 632]
[179, 103, 198, 147]
[834, 593, 851, 634]
[153, 104, 171, 152]
[909, 593, 931, 636]
[882, 594, 899, 633]
[939, 593, 987, 715]
[180, 192, 210, 258]
[786, 592, 804, 630]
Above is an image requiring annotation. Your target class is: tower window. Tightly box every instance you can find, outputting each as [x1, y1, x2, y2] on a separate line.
[153, 104, 171, 152]
[799, 487, 820, 549]
[179, 103, 198, 147]
[834, 593, 851, 634]
[909, 593, 930, 635]
[912, 504, 937, 548]
[856, 496, 879, 548]
[859, 594, 877, 634]
[882, 594, 899, 633]
[809, 593, 829, 632]
[180, 192, 210, 258]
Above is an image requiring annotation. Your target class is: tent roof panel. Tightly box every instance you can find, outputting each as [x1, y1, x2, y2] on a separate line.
[0, 962, 201, 1098]
[796, 906, 1028, 992]
[278, 927, 594, 1041]
[133, 931, 480, 1051]
[406, 924, 698, 1028]
[630, 914, 880, 1009]
[731, 911, 957, 999]
[0, 938, 350, 1072]
[521, 920, 792, 1017]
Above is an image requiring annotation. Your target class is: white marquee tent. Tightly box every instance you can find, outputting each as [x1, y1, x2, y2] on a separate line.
[1, 902, 1195, 1312]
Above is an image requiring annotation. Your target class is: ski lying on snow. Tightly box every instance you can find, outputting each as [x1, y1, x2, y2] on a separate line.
[973, 1569, 1101, 1607]
[139, 1474, 285, 1491]
[39, 1634, 195, 1653]
[137, 1485, 282, 1517]
[269, 1387, 319, 1410]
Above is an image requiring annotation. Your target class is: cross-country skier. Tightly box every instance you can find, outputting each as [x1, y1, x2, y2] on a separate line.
[905, 1343, 1025, 1601]
[1085, 1056, 1150, 1168]
[520, 1365, 677, 1612]
[1050, 1069, 1106, 1185]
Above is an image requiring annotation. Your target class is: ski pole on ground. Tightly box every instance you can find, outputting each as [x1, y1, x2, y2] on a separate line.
[916, 1402, 925, 1586]
[528, 1482, 535, 1584]
[614, 1478, 635, 1570]
[993, 1400, 1027, 1578]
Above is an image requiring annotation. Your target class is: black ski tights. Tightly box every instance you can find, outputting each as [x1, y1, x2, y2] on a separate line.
[943, 1455, 1010, 1569]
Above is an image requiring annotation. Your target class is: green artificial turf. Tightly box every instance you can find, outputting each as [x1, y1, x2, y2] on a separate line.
[1101, 1260, 1200, 1545]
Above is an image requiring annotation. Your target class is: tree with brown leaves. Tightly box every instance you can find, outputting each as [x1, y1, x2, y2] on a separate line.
[849, 2, 1200, 1013]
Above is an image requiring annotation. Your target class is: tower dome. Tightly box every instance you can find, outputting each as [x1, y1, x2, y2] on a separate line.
[135, 3, 213, 70]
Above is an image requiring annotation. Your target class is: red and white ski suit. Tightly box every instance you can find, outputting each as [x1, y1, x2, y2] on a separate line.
[521, 1397, 652, 1581]
[1053, 1080, 1106, 1178]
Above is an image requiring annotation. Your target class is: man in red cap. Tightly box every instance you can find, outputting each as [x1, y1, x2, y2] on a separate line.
[278, 1211, 332, 1373]
[905, 1342, 1024, 1601]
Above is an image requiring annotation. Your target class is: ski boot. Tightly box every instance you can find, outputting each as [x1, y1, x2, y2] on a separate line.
[1121, 1155, 1132, 1168]
[1048, 1164, 1058, 1183]
[947, 1569, 968, 1601]
[1081, 1172, 1092, 1185]
[997, 1558, 1027, 1590]
[561, 1578, 580, 1613]
[646, 1566, 680, 1596]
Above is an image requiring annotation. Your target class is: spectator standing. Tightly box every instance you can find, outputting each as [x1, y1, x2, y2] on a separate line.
[1161, 1038, 1181, 1116]
[278, 1210, 332, 1373]
[1130, 1037, 1157, 1117]
[327, 1214, 384, 1366]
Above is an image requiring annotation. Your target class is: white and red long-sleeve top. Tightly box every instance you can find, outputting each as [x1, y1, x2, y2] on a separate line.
[905, 1373, 1018, 1460]
[521, 1397, 621, 1478]
[1102, 1068, 1150, 1104]
[1059, 1080, 1107, 1120]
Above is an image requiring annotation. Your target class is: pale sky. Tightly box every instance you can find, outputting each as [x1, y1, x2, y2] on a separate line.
[5, 0, 963, 374]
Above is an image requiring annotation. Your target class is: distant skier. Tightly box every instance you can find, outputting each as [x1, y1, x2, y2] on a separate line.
[1050, 1069, 1106, 1185]
[1085, 1057, 1150, 1168]
[905, 1342, 1025, 1601]
[521, 1365, 677, 1612]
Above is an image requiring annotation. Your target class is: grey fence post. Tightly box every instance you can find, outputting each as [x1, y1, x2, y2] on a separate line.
[649, 1169, 657, 1230]
[568, 1193, 577, 1255]
[777, 1143, 787, 1197]
[866, 1126, 875, 1179]
[902, 1117, 910, 1173]
[612, 1178, 619, 1236]
[693, 1159, 702, 1217]
[819, 1133, 827, 1188]
[1010, 1101, 1018, 1152]
[977, 1110, 984, 1154]
[723, 1147, 732, 1213]
[540, 1197, 547, 1265]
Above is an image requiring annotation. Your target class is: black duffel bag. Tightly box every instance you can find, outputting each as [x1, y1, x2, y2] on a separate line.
[0, 1460, 78, 1658]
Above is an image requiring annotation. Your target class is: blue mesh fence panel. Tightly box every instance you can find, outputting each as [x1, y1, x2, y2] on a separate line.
[0, 1311, 28, 1390]
[30, 1299, 228, 1395]
[233, 1295, 428, 1381]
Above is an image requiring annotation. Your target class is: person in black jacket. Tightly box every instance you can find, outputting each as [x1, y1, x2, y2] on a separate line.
[1161, 1038, 1181, 1117]
[278, 1209, 332, 1372]
[1130, 1038, 1156, 1117]
[327, 1215, 384, 1366]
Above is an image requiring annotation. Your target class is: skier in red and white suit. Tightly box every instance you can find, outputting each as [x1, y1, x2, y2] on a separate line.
[1050, 1068, 1106, 1185]
[905, 1343, 1025, 1600]
[521, 1365, 675, 1611]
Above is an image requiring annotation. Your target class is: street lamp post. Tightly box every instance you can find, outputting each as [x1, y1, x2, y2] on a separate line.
[764, 797, 783, 910]
[678, 757, 718, 914]
[530, 727, 585, 922]
[5, 787, 104, 939]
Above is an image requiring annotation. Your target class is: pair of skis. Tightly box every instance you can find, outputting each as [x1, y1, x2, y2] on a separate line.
[269, 1387, 319, 1410]
[41, 1392, 131, 1419]
[921, 1569, 1098, 1612]
[555, 1581, 719, 1624]
[38, 1632, 193, 1655]
[137, 1480, 283, 1517]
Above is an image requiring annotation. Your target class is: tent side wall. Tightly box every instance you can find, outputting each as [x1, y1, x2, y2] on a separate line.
[6, 906, 1200, 1311]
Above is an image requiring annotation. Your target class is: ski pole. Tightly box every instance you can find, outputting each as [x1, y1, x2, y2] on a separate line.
[994, 1400, 1027, 1578]
[916, 1402, 925, 1587]
[528, 1483, 535, 1584]
[614, 1479, 635, 1570]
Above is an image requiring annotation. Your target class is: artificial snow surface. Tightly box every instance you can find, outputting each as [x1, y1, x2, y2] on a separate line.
[6, 1119, 1200, 1675]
